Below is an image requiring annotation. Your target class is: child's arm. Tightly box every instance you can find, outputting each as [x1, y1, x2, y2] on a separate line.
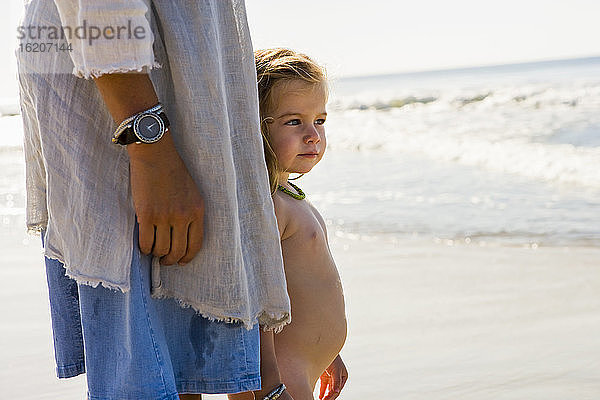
[253, 330, 294, 400]
[273, 194, 292, 240]
[247, 195, 293, 400]
[229, 330, 293, 400]
[318, 354, 348, 400]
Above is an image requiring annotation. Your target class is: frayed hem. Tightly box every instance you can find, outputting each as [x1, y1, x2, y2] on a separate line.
[73, 60, 162, 80]
[150, 257, 291, 332]
[150, 285, 291, 333]
[259, 312, 290, 334]
[43, 252, 130, 293]
[27, 223, 46, 236]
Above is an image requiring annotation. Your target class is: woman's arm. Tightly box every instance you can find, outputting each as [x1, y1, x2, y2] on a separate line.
[50, 1, 200, 264]
[94, 72, 204, 266]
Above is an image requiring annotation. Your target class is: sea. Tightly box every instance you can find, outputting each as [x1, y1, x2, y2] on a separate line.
[303, 56, 600, 248]
[1, 56, 599, 248]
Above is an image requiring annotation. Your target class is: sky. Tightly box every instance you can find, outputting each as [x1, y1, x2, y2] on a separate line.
[1, 0, 599, 99]
[245, 0, 600, 78]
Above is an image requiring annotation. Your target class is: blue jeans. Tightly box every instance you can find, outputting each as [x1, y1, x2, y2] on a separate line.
[43, 223, 260, 399]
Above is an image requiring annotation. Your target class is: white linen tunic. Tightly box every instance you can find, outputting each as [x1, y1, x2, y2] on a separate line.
[16, 0, 290, 331]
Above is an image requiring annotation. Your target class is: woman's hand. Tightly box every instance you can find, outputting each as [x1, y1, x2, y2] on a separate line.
[318, 355, 348, 400]
[93, 73, 205, 266]
[128, 130, 205, 266]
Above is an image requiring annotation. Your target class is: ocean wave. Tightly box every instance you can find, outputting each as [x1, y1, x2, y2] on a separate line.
[324, 76, 600, 189]
[327, 126, 600, 188]
[349, 96, 438, 110]
[324, 92, 600, 188]
[331, 82, 599, 112]
[455, 92, 491, 106]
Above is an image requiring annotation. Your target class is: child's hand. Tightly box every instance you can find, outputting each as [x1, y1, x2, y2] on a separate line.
[318, 355, 348, 399]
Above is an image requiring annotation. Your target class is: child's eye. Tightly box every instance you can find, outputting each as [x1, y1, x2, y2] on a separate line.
[284, 119, 301, 126]
[315, 118, 326, 125]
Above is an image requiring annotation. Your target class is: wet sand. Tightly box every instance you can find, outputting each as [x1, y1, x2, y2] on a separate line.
[2, 224, 599, 399]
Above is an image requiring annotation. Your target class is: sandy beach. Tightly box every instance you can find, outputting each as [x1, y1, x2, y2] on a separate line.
[2, 219, 600, 399]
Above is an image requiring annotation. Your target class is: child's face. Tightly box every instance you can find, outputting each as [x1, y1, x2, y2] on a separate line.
[267, 80, 327, 177]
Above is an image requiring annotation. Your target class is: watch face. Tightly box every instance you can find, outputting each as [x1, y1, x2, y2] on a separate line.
[134, 114, 164, 143]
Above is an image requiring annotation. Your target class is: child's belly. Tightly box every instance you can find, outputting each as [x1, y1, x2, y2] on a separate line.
[274, 267, 347, 386]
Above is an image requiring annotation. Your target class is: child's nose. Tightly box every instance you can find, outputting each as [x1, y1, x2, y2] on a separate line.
[304, 126, 321, 144]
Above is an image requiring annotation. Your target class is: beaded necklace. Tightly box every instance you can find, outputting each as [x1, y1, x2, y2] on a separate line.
[277, 181, 306, 200]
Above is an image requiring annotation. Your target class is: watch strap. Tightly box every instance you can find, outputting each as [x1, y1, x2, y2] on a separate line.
[115, 111, 170, 145]
[112, 103, 169, 145]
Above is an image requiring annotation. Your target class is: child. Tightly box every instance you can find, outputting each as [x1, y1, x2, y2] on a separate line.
[234, 48, 349, 400]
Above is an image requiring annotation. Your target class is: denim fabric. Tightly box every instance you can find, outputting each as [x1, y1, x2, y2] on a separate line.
[44, 230, 86, 378]
[43, 223, 261, 399]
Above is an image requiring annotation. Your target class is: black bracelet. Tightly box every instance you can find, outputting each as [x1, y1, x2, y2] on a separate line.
[262, 383, 286, 400]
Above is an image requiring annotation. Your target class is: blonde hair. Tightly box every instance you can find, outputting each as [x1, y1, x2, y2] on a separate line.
[255, 48, 328, 194]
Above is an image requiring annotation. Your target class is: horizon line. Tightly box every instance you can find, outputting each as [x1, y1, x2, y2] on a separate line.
[339, 54, 600, 80]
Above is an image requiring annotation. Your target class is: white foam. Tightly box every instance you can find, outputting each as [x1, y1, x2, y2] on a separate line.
[326, 80, 600, 188]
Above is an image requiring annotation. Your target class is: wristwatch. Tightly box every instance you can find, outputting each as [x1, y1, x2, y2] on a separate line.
[112, 103, 170, 145]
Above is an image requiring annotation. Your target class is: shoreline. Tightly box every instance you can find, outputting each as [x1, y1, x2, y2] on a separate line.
[2, 224, 600, 399]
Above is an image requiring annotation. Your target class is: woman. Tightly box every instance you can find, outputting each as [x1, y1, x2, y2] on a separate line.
[17, 1, 292, 398]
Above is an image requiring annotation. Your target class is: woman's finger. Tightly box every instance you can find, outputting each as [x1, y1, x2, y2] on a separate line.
[138, 219, 155, 255]
[161, 222, 189, 266]
[153, 223, 171, 258]
[179, 219, 204, 265]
